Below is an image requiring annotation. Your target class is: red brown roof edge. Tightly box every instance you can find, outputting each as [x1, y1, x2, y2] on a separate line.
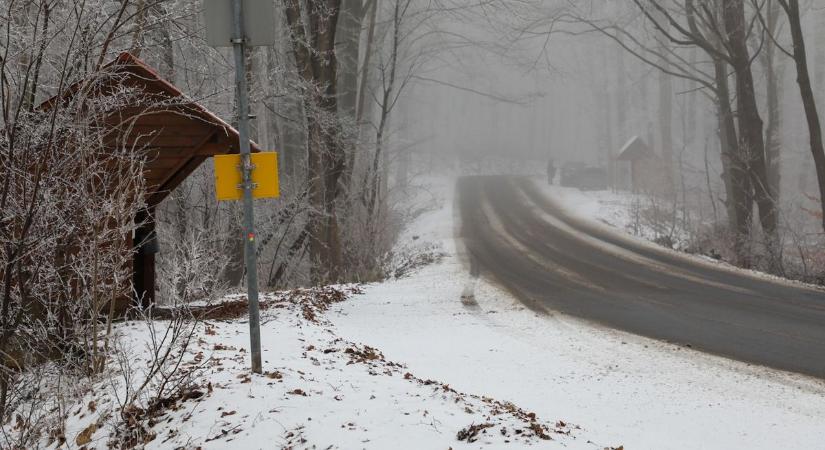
[39, 51, 259, 151]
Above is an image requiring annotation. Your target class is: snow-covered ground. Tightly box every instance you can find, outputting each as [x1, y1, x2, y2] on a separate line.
[538, 180, 825, 289]
[333, 176, 825, 449]
[534, 181, 692, 247]
[11, 284, 589, 449]
[10, 176, 825, 449]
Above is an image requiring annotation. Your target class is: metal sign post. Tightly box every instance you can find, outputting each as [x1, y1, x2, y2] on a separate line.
[205, 0, 275, 375]
[231, 0, 262, 374]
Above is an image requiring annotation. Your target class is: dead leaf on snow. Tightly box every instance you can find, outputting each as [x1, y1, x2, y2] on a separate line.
[457, 423, 494, 443]
[75, 423, 97, 446]
[236, 373, 252, 383]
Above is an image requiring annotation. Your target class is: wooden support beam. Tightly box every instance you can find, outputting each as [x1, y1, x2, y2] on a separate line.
[124, 123, 215, 137]
[151, 130, 217, 188]
[133, 208, 157, 309]
[146, 155, 208, 207]
[112, 134, 214, 149]
[197, 141, 238, 156]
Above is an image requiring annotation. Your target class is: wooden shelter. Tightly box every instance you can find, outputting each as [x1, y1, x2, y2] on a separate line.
[617, 136, 655, 192]
[43, 52, 258, 312]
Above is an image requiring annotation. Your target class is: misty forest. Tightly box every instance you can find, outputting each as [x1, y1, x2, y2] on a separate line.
[3, 0, 825, 448]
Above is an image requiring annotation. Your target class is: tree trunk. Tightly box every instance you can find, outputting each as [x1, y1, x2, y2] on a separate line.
[723, 0, 778, 244]
[367, 0, 401, 222]
[763, 0, 783, 201]
[337, 0, 363, 119]
[283, 0, 344, 283]
[130, 0, 147, 56]
[658, 42, 674, 190]
[305, 100, 328, 281]
[156, 4, 174, 80]
[601, 48, 615, 188]
[686, 47, 698, 147]
[782, 0, 825, 231]
[616, 37, 628, 140]
[341, 0, 377, 191]
[616, 37, 628, 189]
[337, 0, 365, 193]
[269, 18, 303, 183]
[814, 3, 825, 107]
[715, 57, 753, 265]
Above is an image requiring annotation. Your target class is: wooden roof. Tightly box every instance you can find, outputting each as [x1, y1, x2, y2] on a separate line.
[616, 136, 651, 161]
[41, 52, 259, 208]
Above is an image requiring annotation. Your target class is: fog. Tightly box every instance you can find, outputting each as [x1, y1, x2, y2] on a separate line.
[395, 0, 817, 209]
[402, 24, 611, 169]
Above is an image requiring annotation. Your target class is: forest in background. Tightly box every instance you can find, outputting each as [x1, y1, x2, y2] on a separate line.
[552, 0, 825, 279]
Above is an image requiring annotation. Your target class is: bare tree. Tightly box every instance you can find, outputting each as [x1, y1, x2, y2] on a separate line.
[282, 0, 346, 283]
[554, 0, 763, 264]
[760, 0, 784, 200]
[774, 0, 825, 232]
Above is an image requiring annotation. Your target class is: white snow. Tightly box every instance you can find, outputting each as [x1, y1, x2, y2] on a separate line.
[332, 176, 825, 450]
[9, 176, 825, 449]
[538, 180, 825, 291]
[534, 182, 677, 244]
[15, 284, 588, 449]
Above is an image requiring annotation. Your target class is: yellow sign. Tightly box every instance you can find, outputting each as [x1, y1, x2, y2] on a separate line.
[214, 152, 279, 201]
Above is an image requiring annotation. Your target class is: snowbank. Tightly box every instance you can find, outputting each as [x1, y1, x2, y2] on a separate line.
[534, 182, 691, 246]
[539, 179, 825, 290]
[7, 285, 588, 448]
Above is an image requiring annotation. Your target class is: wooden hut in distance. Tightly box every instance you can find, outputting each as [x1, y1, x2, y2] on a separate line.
[616, 136, 659, 192]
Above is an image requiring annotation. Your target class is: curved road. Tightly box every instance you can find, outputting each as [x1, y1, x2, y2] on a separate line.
[458, 176, 825, 379]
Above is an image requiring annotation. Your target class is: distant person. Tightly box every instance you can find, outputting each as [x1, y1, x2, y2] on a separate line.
[547, 159, 556, 185]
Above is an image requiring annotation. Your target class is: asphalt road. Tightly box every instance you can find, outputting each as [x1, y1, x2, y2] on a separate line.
[457, 175, 825, 379]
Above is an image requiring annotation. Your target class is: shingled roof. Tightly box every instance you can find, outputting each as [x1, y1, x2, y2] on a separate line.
[616, 136, 652, 162]
[41, 52, 259, 208]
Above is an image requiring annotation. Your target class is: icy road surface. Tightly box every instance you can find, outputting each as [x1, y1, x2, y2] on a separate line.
[458, 175, 825, 378]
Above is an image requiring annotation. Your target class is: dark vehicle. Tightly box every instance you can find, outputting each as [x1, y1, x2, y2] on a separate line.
[560, 163, 608, 191]
[559, 162, 584, 187]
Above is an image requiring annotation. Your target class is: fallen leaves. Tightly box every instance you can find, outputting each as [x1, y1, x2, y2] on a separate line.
[236, 373, 252, 383]
[456, 423, 494, 442]
[75, 423, 97, 446]
[528, 421, 552, 440]
[344, 346, 382, 363]
[264, 370, 283, 380]
[152, 285, 363, 321]
[400, 367, 571, 444]
[205, 424, 243, 442]
[34, 283, 582, 449]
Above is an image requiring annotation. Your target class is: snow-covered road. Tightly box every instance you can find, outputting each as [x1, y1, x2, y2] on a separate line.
[332, 176, 825, 449]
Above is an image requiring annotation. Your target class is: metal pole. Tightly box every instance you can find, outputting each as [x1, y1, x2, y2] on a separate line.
[231, 0, 262, 374]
